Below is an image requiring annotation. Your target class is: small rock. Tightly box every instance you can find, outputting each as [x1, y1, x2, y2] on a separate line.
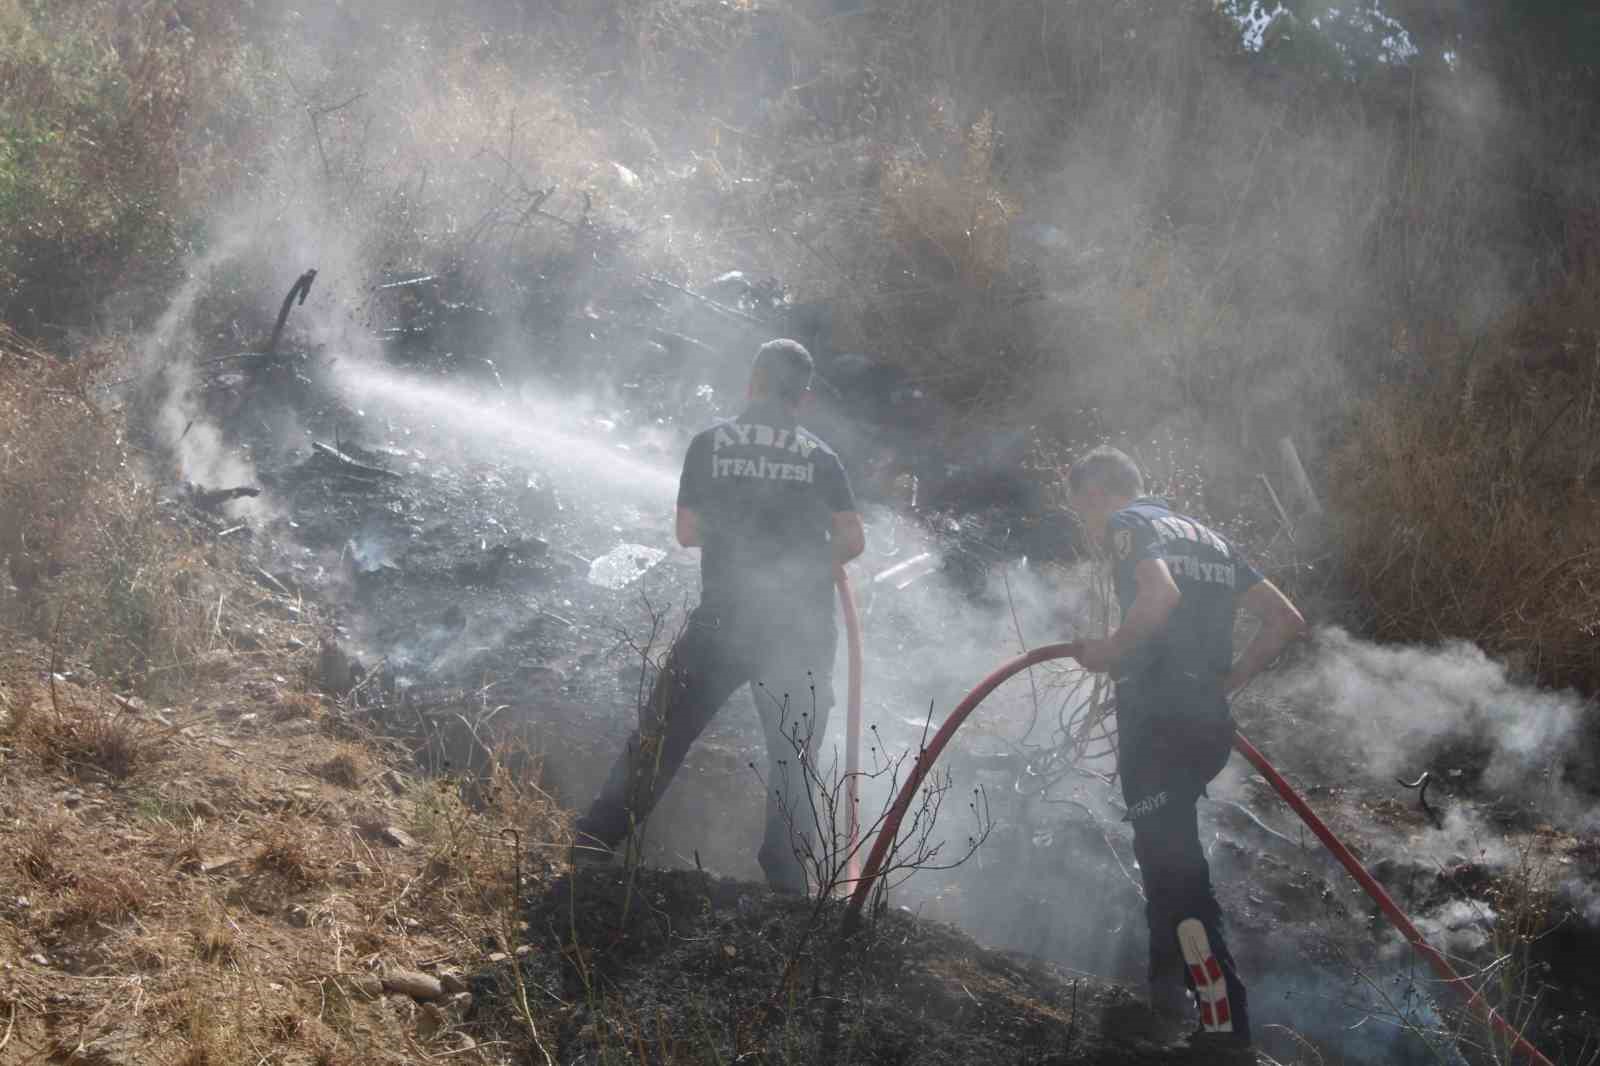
[514, 944, 532, 958]
[286, 904, 311, 927]
[188, 797, 220, 819]
[347, 974, 385, 1000]
[382, 969, 445, 1002]
[438, 971, 469, 995]
[378, 826, 416, 849]
[60, 789, 84, 808]
[27, 953, 49, 966]
[417, 1001, 447, 1039]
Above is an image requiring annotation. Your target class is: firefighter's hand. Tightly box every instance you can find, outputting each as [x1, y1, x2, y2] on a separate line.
[1072, 637, 1118, 673]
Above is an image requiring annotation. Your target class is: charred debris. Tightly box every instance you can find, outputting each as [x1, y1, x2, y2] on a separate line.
[149, 251, 1600, 1066]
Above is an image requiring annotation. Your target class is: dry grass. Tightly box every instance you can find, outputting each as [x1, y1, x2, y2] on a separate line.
[0, 332, 218, 698]
[0, 635, 572, 1066]
[253, 825, 327, 888]
[879, 110, 1013, 294]
[1330, 303, 1600, 690]
[29, 701, 149, 781]
[316, 747, 369, 789]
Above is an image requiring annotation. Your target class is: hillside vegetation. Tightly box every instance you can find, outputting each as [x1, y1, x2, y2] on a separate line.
[4, 5, 1600, 1064]
[5, 0, 1600, 688]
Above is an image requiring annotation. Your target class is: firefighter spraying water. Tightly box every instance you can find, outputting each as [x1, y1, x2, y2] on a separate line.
[571, 339, 866, 895]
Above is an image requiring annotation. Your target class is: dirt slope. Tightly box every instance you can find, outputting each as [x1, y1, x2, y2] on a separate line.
[0, 559, 1256, 1066]
[0, 595, 566, 1066]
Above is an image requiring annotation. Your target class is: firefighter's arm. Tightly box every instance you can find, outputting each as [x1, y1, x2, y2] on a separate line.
[831, 511, 865, 564]
[1224, 579, 1306, 695]
[675, 507, 702, 548]
[1074, 558, 1181, 673]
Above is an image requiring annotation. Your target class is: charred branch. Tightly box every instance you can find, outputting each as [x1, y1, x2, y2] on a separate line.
[309, 441, 402, 481]
[267, 270, 318, 357]
[186, 483, 262, 512]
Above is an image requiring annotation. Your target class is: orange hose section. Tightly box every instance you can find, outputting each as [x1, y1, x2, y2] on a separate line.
[837, 569, 864, 886]
[842, 642, 1079, 922]
[839, 644, 1555, 1066]
[1231, 732, 1553, 1065]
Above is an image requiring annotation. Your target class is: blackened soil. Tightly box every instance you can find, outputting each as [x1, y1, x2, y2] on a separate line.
[472, 866, 1259, 1065]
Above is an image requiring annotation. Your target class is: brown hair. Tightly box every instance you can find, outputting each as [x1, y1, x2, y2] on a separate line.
[1068, 445, 1144, 497]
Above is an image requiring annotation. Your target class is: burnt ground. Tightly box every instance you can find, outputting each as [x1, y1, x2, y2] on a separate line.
[141, 291, 1600, 1066]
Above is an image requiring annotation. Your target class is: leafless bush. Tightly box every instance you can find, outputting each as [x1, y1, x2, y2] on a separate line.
[762, 689, 995, 948]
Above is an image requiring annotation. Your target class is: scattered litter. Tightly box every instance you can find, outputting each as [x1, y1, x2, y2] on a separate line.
[378, 826, 417, 849]
[586, 543, 666, 589]
[382, 969, 445, 1001]
[874, 551, 939, 590]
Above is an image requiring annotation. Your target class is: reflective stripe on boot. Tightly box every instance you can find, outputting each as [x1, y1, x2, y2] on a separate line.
[1176, 918, 1232, 1033]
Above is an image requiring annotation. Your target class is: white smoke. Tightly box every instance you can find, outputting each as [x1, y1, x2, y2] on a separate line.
[1277, 627, 1591, 827]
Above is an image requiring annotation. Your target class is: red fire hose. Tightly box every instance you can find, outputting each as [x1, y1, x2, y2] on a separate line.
[836, 569, 863, 884]
[839, 643, 1555, 1066]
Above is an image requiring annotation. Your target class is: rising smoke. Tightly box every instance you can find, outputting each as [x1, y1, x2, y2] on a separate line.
[1275, 627, 1595, 831]
[108, 4, 1598, 1062]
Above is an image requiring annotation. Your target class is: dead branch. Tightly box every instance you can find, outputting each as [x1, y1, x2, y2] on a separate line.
[639, 273, 769, 327]
[267, 270, 318, 356]
[310, 441, 401, 481]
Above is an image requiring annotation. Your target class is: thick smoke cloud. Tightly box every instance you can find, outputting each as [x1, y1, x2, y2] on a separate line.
[1276, 627, 1593, 828]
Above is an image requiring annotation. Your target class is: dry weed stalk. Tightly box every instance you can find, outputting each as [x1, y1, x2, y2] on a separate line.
[1331, 324, 1600, 690]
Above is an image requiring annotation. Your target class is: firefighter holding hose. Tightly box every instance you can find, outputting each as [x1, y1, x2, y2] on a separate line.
[573, 339, 866, 895]
[1065, 446, 1306, 1052]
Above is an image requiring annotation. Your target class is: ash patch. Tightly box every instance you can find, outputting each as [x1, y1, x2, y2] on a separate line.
[473, 866, 1255, 1065]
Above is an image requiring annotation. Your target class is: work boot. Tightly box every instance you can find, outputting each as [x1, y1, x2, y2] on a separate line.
[1183, 1029, 1257, 1062]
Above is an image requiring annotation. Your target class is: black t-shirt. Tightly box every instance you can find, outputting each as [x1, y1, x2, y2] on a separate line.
[677, 405, 856, 628]
[1107, 498, 1262, 685]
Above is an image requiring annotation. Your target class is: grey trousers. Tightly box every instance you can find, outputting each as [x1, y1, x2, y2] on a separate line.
[574, 604, 836, 894]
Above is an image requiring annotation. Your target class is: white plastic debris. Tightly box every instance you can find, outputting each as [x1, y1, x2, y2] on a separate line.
[587, 543, 666, 589]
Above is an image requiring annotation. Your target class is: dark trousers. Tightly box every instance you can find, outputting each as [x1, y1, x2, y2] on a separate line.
[1117, 675, 1249, 1035]
[574, 604, 836, 894]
